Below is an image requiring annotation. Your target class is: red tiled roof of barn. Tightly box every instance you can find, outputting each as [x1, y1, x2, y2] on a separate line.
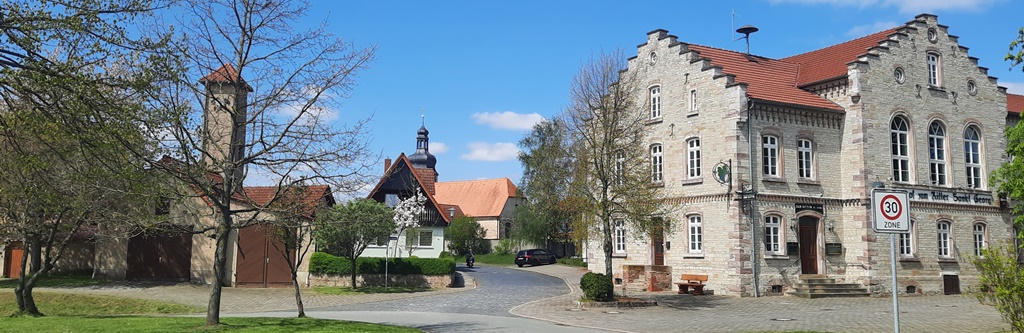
[1008, 93, 1024, 114]
[781, 28, 899, 86]
[434, 178, 517, 218]
[687, 44, 843, 111]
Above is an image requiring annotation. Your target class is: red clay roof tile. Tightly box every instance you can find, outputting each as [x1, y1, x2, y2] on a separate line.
[1008, 93, 1024, 114]
[781, 28, 899, 86]
[433, 178, 517, 218]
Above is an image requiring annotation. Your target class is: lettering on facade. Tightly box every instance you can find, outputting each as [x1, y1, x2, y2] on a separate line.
[903, 188, 994, 206]
[795, 203, 824, 214]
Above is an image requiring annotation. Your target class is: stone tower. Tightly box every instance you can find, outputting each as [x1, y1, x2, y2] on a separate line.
[199, 63, 251, 186]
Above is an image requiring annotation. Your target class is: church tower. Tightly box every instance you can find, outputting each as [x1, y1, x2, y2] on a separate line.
[199, 63, 251, 187]
[407, 117, 438, 194]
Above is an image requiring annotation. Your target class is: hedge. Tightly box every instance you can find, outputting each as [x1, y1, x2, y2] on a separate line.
[309, 252, 455, 276]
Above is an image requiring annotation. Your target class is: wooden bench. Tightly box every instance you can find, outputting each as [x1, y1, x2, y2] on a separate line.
[675, 274, 708, 295]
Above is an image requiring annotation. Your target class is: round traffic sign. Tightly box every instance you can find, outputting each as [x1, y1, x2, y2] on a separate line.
[879, 194, 902, 220]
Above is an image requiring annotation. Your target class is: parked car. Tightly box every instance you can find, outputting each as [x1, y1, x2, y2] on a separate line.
[515, 249, 557, 267]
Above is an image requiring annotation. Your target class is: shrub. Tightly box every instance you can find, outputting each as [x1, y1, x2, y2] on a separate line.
[580, 272, 614, 302]
[309, 252, 456, 276]
[494, 239, 516, 255]
[974, 241, 1024, 332]
[558, 257, 586, 267]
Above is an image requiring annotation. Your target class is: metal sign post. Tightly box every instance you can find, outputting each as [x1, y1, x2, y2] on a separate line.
[871, 188, 910, 333]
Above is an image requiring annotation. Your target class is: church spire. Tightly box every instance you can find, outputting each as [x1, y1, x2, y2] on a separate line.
[408, 114, 436, 169]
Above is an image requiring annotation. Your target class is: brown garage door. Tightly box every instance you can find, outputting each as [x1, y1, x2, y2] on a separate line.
[236, 224, 293, 287]
[126, 232, 192, 281]
[4, 241, 24, 278]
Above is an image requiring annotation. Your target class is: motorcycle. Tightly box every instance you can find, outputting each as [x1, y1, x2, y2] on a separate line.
[465, 252, 475, 268]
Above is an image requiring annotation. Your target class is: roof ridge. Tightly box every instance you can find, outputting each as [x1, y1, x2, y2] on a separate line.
[686, 43, 782, 62]
[781, 27, 899, 61]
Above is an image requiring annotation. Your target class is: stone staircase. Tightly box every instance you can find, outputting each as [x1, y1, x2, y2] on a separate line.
[787, 274, 871, 298]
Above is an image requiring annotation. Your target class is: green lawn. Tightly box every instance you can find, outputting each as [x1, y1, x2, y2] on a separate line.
[0, 291, 420, 332]
[0, 273, 108, 288]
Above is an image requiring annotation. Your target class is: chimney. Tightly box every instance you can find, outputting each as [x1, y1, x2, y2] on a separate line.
[384, 158, 392, 173]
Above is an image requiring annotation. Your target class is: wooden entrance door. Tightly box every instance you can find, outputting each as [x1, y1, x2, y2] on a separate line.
[236, 224, 294, 287]
[3, 242, 24, 278]
[798, 216, 819, 274]
[651, 226, 664, 266]
[126, 232, 192, 281]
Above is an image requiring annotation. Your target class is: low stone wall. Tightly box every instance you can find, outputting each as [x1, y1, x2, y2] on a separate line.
[309, 273, 453, 289]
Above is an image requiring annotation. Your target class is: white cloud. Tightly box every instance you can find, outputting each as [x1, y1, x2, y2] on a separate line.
[767, 0, 1000, 13]
[429, 142, 449, 154]
[275, 86, 339, 124]
[460, 142, 521, 161]
[471, 111, 546, 130]
[846, 21, 900, 37]
[1002, 81, 1024, 95]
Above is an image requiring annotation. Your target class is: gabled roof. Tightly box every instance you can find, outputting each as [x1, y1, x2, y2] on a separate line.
[433, 178, 518, 218]
[366, 153, 452, 225]
[243, 185, 334, 218]
[687, 44, 843, 111]
[1009, 93, 1024, 114]
[199, 63, 253, 92]
[781, 28, 899, 86]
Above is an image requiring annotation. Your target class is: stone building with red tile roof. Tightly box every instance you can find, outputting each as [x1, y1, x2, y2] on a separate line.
[591, 14, 1019, 297]
[434, 178, 524, 246]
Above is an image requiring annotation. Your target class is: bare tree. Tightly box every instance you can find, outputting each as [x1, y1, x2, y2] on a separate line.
[151, 0, 377, 326]
[561, 50, 666, 280]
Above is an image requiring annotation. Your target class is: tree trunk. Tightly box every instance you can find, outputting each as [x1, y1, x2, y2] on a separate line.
[291, 273, 305, 318]
[349, 257, 358, 290]
[15, 237, 42, 316]
[205, 215, 232, 326]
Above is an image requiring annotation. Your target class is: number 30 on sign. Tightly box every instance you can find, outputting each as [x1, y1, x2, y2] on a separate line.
[871, 189, 910, 233]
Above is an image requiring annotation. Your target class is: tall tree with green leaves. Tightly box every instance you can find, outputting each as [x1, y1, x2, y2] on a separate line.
[447, 215, 485, 256]
[558, 50, 666, 280]
[1007, 27, 1024, 74]
[0, 0, 174, 316]
[517, 118, 573, 249]
[152, 0, 377, 325]
[315, 198, 393, 291]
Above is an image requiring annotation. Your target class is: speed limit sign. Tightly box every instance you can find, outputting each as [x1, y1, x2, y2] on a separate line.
[871, 188, 910, 233]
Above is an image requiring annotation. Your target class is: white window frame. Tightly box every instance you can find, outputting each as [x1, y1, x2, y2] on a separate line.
[891, 117, 911, 183]
[974, 223, 987, 257]
[899, 221, 916, 258]
[689, 89, 697, 113]
[615, 150, 625, 186]
[797, 139, 813, 179]
[937, 221, 952, 259]
[650, 86, 661, 119]
[927, 53, 941, 87]
[407, 229, 433, 248]
[964, 126, 983, 189]
[614, 220, 626, 253]
[651, 144, 663, 183]
[764, 215, 783, 255]
[687, 138, 701, 179]
[688, 215, 703, 254]
[762, 135, 779, 177]
[928, 121, 947, 186]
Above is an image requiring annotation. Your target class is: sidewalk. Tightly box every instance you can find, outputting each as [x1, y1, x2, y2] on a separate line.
[509, 264, 1011, 333]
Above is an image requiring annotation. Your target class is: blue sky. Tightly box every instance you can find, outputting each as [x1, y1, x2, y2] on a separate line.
[308, 0, 1024, 192]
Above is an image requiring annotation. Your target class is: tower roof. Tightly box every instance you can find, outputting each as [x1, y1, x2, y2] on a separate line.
[200, 63, 253, 92]
[408, 124, 436, 169]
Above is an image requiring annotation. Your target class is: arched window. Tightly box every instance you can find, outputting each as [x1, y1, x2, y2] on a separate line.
[929, 121, 947, 186]
[891, 116, 911, 182]
[974, 223, 988, 257]
[964, 126, 983, 188]
[688, 215, 703, 254]
[650, 144, 663, 183]
[650, 86, 661, 119]
[937, 221, 952, 258]
[927, 53, 942, 86]
[797, 139, 814, 179]
[687, 138, 701, 179]
[762, 135, 779, 177]
[764, 215, 783, 255]
[898, 221, 916, 258]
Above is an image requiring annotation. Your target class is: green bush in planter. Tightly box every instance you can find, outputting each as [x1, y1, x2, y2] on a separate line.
[580, 272, 614, 302]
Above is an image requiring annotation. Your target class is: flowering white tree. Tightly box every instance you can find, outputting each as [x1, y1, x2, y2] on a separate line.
[392, 189, 427, 257]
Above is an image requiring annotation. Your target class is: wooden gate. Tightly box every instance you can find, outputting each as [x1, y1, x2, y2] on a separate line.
[3, 241, 24, 278]
[236, 224, 293, 287]
[126, 232, 192, 281]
